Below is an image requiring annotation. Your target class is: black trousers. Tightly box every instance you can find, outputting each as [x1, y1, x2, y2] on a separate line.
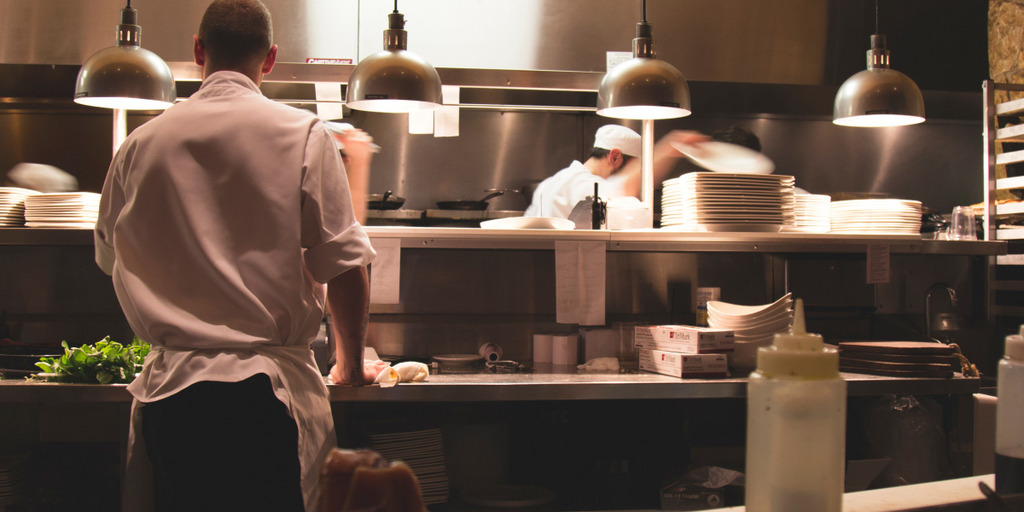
[141, 373, 305, 512]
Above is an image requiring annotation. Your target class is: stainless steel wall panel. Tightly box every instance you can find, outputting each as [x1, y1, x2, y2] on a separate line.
[0, 0, 359, 66]
[0, 1, 987, 91]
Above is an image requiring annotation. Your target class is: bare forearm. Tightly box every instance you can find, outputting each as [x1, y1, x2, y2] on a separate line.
[327, 266, 370, 385]
[346, 158, 370, 225]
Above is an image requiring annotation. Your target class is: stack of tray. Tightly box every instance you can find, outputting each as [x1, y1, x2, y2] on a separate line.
[837, 341, 957, 378]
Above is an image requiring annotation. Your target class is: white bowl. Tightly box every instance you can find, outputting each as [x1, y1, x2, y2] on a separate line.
[707, 308, 792, 330]
[706, 293, 792, 319]
[733, 331, 784, 343]
[729, 340, 770, 372]
[729, 315, 790, 335]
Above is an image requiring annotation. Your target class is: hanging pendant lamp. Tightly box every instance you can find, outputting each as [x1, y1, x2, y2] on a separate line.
[74, 0, 176, 110]
[833, 3, 924, 127]
[597, 0, 690, 120]
[346, 2, 442, 113]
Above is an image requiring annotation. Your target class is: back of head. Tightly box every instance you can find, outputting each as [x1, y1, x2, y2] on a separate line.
[199, 0, 273, 73]
[711, 125, 761, 152]
[591, 124, 642, 158]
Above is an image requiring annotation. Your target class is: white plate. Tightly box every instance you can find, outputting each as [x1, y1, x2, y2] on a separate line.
[24, 222, 95, 229]
[479, 216, 574, 230]
[696, 223, 784, 233]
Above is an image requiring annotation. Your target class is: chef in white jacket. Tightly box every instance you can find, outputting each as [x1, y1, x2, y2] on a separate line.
[525, 124, 706, 219]
[93, 1, 376, 510]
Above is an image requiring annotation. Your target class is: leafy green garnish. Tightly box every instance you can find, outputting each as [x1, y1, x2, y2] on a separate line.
[35, 336, 150, 384]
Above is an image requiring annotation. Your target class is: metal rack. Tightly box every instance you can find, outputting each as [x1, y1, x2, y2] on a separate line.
[983, 80, 1024, 322]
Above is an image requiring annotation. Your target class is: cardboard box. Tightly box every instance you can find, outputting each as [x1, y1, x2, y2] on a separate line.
[634, 325, 734, 354]
[639, 349, 729, 378]
[660, 487, 725, 511]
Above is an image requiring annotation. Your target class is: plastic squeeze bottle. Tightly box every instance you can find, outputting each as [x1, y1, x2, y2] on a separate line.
[996, 325, 1024, 495]
[745, 299, 846, 512]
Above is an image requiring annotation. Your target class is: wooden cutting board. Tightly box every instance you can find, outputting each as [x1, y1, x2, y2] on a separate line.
[840, 358, 954, 378]
[839, 351, 958, 365]
[837, 341, 956, 356]
[837, 341, 957, 378]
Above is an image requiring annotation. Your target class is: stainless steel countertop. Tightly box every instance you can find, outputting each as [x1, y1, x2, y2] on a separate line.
[1, 227, 1006, 256]
[0, 372, 979, 404]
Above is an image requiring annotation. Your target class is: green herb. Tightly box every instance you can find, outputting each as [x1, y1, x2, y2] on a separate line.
[35, 336, 150, 384]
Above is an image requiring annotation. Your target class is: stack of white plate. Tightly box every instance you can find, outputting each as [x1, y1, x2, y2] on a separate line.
[23, 192, 101, 229]
[0, 187, 39, 227]
[829, 199, 922, 235]
[784, 193, 831, 233]
[661, 172, 796, 232]
[370, 428, 449, 505]
[707, 293, 794, 371]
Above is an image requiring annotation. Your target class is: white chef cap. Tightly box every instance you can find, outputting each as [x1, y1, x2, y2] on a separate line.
[593, 125, 641, 157]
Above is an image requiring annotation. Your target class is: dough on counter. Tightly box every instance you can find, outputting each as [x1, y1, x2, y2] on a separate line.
[374, 365, 399, 387]
[393, 361, 429, 382]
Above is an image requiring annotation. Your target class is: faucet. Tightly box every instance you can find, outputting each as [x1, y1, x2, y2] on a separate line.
[925, 283, 959, 340]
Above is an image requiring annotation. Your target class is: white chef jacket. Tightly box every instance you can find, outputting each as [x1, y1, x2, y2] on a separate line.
[94, 71, 376, 512]
[524, 160, 627, 218]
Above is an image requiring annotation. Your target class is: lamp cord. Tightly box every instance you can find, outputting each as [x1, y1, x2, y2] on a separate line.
[393, 0, 398, 14]
[642, 0, 647, 23]
[872, 0, 880, 34]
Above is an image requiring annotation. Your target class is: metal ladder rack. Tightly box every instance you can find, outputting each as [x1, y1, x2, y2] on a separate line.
[983, 80, 1024, 324]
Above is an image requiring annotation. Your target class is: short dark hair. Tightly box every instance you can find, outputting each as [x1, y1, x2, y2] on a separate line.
[588, 147, 612, 160]
[712, 125, 761, 152]
[198, 0, 273, 71]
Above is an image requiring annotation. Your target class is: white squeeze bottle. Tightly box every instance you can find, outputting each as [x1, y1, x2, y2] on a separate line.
[996, 325, 1024, 495]
[745, 298, 846, 512]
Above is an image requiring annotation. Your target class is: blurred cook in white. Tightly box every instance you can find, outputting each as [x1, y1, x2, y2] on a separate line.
[525, 124, 706, 219]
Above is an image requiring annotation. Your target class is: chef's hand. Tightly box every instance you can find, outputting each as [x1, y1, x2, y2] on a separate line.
[334, 128, 376, 168]
[329, 358, 389, 386]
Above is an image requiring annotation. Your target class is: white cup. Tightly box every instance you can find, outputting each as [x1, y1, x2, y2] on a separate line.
[552, 334, 579, 366]
[949, 206, 977, 240]
[532, 334, 553, 363]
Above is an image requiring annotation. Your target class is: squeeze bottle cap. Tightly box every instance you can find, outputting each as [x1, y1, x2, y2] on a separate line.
[1005, 325, 1024, 360]
[755, 298, 839, 379]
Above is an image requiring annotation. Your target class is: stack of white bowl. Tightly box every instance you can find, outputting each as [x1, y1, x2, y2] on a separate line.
[707, 293, 794, 371]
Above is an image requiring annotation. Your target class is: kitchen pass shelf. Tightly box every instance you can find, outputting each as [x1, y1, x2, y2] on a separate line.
[0, 226, 1007, 256]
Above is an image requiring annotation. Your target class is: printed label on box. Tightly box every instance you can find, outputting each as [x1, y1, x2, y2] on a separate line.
[634, 325, 734, 354]
[639, 349, 728, 378]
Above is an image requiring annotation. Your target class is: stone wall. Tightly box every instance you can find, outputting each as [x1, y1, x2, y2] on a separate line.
[989, 0, 1023, 200]
[990, 0, 1024, 99]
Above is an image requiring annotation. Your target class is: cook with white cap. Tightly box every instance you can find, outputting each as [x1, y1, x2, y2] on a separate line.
[525, 124, 706, 219]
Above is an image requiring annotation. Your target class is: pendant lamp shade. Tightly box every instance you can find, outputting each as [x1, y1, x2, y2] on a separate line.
[597, 17, 690, 121]
[346, 10, 442, 113]
[74, 2, 175, 110]
[833, 35, 924, 127]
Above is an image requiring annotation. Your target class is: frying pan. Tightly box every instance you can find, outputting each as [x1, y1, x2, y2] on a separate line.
[437, 190, 504, 211]
[368, 190, 406, 210]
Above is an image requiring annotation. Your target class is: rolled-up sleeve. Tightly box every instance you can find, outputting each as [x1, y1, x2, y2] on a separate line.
[300, 123, 376, 284]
